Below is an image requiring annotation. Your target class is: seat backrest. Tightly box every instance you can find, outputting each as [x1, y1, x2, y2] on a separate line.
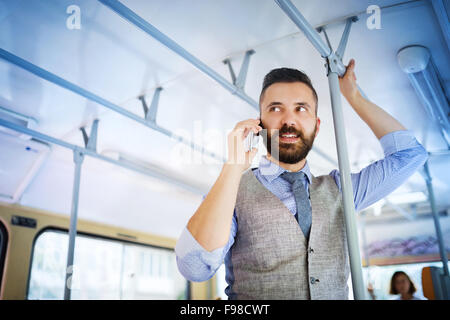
[422, 266, 435, 300]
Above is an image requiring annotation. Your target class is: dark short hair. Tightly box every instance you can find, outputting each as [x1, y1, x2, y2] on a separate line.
[389, 271, 417, 295]
[259, 67, 318, 116]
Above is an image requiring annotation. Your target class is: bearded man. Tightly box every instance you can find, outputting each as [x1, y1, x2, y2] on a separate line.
[175, 59, 428, 299]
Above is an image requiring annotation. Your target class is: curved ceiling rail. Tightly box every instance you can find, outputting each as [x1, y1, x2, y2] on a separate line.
[97, 0, 258, 111]
[0, 48, 226, 163]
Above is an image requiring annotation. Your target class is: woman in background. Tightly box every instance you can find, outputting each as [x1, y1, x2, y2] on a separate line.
[389, 271, 425, 300]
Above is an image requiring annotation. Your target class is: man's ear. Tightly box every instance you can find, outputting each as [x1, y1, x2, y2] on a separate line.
[315, 117, 321, 137]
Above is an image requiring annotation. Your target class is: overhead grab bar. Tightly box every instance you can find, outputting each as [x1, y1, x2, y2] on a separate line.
[0, 117, 207, 196]
[0, 48, 225, 163]
[98, 0, 259, 111]
[96, 0, 338, 166]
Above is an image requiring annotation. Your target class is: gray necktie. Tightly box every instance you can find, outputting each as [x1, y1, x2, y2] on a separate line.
[281, 171, 312, 240]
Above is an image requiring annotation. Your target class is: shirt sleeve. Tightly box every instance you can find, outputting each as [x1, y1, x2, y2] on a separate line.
[329, 130, 428, 212]
[175, 207, 237, 282]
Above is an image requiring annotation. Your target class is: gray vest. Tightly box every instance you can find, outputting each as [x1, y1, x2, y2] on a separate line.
[229, 168, 350, 300]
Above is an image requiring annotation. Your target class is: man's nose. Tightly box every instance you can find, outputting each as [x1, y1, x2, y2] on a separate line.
[280, 110, 297, 128]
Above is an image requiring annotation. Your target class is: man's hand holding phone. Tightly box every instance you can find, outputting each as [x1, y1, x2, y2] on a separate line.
[226, 118, 263, 173]
[187, 118, 263, 251]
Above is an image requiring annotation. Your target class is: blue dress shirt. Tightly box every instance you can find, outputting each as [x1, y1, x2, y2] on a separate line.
[175, 130, 428, 286]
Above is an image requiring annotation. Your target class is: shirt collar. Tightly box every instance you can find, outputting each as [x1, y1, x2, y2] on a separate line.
[258, 155, 312, 184]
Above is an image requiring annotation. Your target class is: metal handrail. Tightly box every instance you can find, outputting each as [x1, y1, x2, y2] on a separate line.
[0, 48, 226, 163]
[97, 0, 258, 111]
[275, 0, 366, 299]
[0, 118, 207, 196]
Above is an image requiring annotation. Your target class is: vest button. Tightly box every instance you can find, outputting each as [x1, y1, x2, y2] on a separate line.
[310, 277, 320, 284]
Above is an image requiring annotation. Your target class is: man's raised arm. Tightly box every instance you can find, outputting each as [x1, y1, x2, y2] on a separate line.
[186, 119, 261, 252]
[332, 59, 428, 211]
[339, 58, 408, 137]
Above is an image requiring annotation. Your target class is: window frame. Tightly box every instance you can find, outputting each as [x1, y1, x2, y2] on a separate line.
[26, 226, 189, 300]
[0, 220, 8, 291]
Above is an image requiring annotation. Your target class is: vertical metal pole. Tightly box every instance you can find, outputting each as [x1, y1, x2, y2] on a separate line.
[423, 161, 450, 299]
[274, 0, 366, 299]
[424, 162, 449, 277]
[328, 72, 366, 300]
[64, 148, 84, 300]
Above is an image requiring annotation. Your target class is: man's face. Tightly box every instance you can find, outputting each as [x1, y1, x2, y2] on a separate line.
[260, 82, 320, 164]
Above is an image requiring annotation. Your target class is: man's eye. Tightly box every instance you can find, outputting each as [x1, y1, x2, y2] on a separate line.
[270, 107, 281, 112]
[298, 106, 306, 112]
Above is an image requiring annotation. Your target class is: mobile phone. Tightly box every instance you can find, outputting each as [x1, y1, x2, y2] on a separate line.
[244, 120, 262, 152]
[244, 131, 258, 152]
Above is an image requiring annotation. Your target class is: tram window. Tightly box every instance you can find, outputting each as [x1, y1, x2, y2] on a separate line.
[0, 221, 7, 289]
[27, 229, 188, 300]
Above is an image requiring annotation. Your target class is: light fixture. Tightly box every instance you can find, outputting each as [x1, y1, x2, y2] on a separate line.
[397, 45, 450, 147]
[0, 131, 50, 203]
[0, 105, 38, 140]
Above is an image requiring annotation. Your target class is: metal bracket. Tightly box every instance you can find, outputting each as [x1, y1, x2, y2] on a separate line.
[72, 146, 85, 164]
[80, 119, 99, 152]
[325, 52, 346, 76]
[223, 49, 255, 91]
[222, 58, 237, 85]
[316, 26, 334, 52]
[139, 87, 163, 124]
[336, 16, 358, 60]
[318, 16, 358, 77]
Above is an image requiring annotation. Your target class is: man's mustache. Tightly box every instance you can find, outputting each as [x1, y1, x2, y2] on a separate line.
[269, 125, 303, 139]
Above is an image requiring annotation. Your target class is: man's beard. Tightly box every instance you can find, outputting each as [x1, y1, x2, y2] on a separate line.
[262, 122, 317, 164]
